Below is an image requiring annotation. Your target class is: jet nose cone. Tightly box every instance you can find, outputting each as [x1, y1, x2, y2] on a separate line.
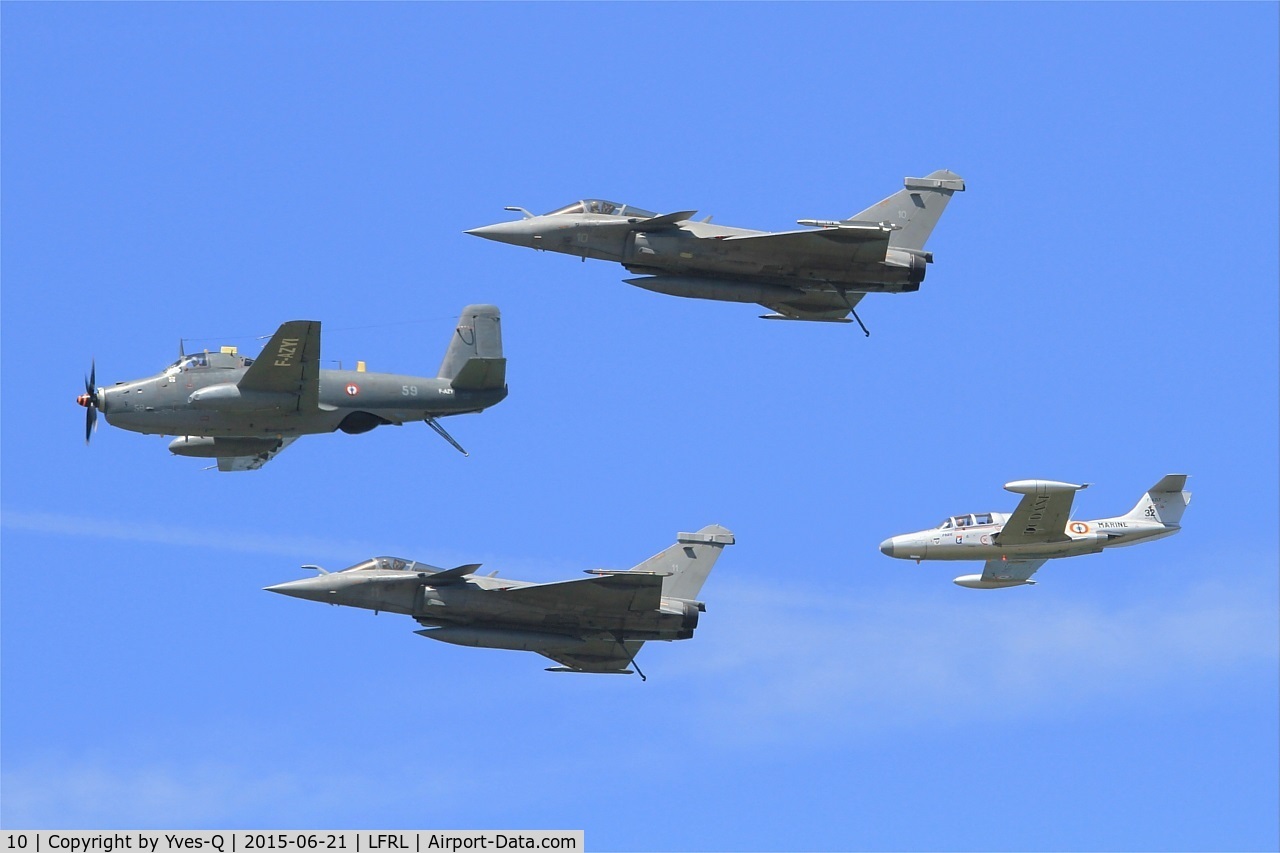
[264, 577, 334, 603]
[879, 538, 896, 558]
[464, 223, 505, 240]
[465, 220, 534, 247]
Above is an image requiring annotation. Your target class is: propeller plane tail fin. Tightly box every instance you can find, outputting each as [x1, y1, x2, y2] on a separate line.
[438, 305, 506, 391]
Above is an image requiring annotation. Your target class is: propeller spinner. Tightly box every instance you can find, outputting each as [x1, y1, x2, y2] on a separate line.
[76, 360, 100, 444]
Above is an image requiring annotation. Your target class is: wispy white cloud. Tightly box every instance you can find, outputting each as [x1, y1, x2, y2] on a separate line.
[670, 571, 1279, 744]
[2, 509, 391, 562]
[1, 759, 456, 827]
[0, 509, 576, 577]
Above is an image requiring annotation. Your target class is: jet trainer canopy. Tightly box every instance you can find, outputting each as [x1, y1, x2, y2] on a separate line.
[937, 513, 995, 529]
[544, 200, 658, 218]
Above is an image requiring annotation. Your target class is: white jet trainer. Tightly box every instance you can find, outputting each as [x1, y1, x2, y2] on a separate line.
[879, 475, 1191, 588]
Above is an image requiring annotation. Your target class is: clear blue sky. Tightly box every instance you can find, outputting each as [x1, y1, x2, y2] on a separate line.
[3, 3, 1277, 850]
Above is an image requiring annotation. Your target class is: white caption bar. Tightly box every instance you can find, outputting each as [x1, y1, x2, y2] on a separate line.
[1, 833, 583, 853]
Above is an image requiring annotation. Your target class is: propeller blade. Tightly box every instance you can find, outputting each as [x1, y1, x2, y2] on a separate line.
[82, 359, 100, 444]
[84, 360, 99, 403]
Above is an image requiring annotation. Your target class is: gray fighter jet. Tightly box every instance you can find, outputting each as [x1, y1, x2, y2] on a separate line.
[879, 475, 1191, 588]
[266, 525, 735, 678]
[466, 170, 964, 331]
[77, 305, 506, 470]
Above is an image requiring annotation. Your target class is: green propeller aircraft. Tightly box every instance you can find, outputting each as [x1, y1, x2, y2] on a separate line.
[77, 305, 506, 470]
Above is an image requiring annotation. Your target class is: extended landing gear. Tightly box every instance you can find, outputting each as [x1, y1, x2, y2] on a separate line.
[849, 306, 871, 337]
[835, 287, 871, 337]
[612, 632, 647, 682]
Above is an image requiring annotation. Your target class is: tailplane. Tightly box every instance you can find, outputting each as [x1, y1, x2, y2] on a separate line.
[847, 169, 965, 251]
[438, 304, 505, 391]
[629, 525, 735, 600]
[1123, 474, 1192, 526]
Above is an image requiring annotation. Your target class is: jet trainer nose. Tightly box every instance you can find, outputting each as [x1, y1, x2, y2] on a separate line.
[879, 538, 896, 557]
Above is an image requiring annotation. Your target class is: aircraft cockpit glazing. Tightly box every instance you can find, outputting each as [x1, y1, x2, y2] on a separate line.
[544, 200, 658, 218]
[346, 557, 412, 572]
[937, 513, 995, 529]
[164, 351, 254, 375]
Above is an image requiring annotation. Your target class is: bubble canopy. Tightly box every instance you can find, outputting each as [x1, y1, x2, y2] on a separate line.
[543, 199, 658, 218]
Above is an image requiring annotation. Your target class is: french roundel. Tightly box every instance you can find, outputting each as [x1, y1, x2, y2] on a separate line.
[1069, 521, 1088, 534]
[345, 383, 360, 396]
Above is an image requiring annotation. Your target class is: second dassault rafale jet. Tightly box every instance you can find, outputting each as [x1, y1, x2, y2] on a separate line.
[266, 525, 735, 679]
[466, 169, 964, 332]
[879, 475, 1191, 588]
[76, 305, 506, 470]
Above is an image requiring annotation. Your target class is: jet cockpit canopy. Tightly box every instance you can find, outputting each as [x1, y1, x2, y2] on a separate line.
[345, 556, 413, 572]
[937, 513, 995, 529]
[544, 199, 658, 218]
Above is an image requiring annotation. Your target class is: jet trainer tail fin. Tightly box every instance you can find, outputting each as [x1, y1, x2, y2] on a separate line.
[847, 169, 965, 251]
[629, 525, 735, 600]
[438, 305, 506, 391]
[1122, 474, 1192, 526]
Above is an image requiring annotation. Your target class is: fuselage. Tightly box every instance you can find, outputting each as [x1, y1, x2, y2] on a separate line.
[96, 356, 505, 439]
[468, 206, 924, 292]
[268, 558, 701, 643]
[880, 513, 1180, 562]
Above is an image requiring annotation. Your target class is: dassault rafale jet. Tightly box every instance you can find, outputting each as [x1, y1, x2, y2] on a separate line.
[466, 170, 964, 331]
[266, 525, 735, 678]
[879, 475, 1191, 588]
[76, 305, 506, 470]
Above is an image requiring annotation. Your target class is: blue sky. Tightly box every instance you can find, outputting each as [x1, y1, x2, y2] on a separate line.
[2, 3, 1277, 850]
